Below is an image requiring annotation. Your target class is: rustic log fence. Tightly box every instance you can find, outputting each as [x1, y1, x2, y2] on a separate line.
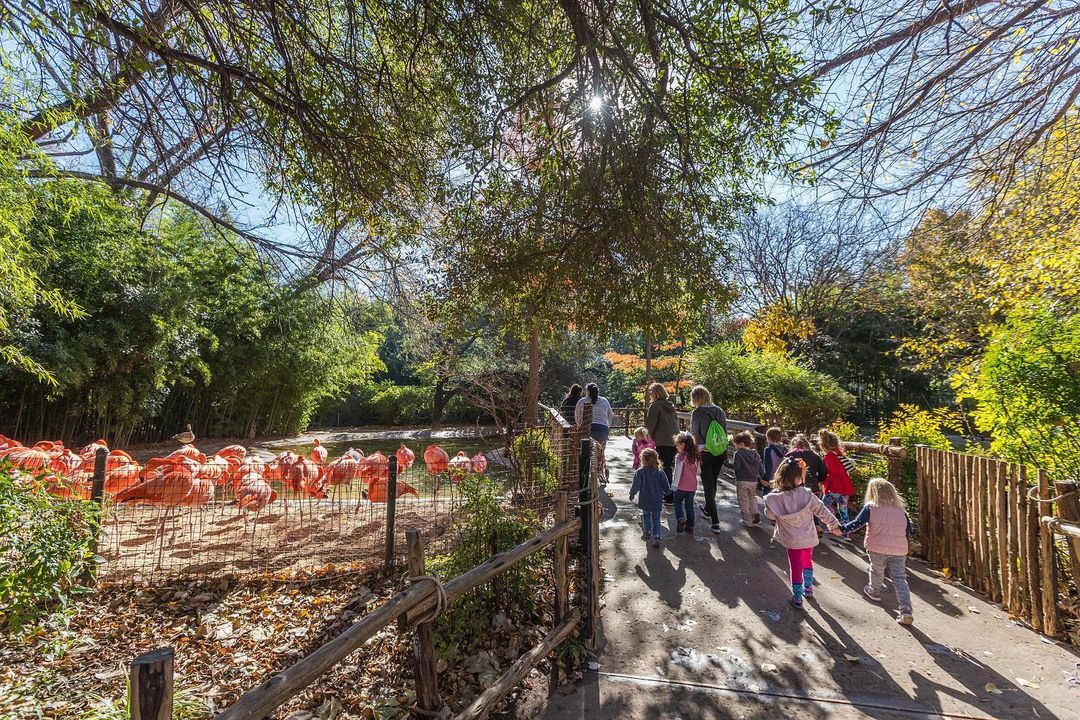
[127, 435, 603, 720]
[915, 446, 1071, 637]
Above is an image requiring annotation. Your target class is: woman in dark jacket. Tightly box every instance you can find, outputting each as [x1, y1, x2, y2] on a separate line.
[689, 385, 728, 534]
[560, 384, 583, 426]
[645, 383, 679, 503]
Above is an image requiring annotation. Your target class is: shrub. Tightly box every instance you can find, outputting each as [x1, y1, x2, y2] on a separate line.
[428, 476, 541, 661]
[509, 429, 561, 499]
[0, 465, 99, 631]
[877, 404, 959, 504]
[689, 342, 854, 430]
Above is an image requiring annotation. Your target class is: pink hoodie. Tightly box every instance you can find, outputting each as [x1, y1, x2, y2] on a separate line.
[764, 487, 840, 550]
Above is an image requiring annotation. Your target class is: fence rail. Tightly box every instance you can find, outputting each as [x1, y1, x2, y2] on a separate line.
[915, 446, 1068, 637]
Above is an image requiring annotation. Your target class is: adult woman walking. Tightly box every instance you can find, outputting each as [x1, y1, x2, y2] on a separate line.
[574, 382, 614, 444]
[645, 383, 679, 503]
[689, 385, 728, 534]
[560, 384, 583, 426]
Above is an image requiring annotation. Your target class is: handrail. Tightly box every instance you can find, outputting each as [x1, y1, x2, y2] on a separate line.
[539, 402, 571, 430]
[214, 516, 582, 720]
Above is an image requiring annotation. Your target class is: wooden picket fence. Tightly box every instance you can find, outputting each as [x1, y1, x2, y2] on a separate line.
[915, 446, 1076, 637]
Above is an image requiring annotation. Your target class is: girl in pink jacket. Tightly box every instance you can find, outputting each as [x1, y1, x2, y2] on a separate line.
[764, 457, 842, 609]
[840, 477, 915, 625]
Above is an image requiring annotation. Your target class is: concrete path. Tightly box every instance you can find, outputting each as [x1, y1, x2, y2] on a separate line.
[536, 436, 1080, 719]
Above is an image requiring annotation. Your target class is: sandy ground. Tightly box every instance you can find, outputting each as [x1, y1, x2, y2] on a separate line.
[525, 436, 1080, 719]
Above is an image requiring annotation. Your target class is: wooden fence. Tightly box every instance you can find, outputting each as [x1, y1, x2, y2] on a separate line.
[915, 446, 1074, 637]
[126, 435, 602, 720]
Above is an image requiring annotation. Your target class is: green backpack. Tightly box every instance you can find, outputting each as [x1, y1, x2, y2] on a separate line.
[704, 418, 729, 456]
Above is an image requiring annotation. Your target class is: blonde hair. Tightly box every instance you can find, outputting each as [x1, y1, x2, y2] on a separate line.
[640, 447, 660, 471]
[648, 383, 668, 401]
[864, 478, 905, 509]
[689, 385, 712, 407]
[818, 428, 841, 452]
[634, 426, 650, 441]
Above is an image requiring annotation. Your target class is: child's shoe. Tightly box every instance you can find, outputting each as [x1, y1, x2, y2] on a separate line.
[803, 585, 814, 598]
[711, 524, 723, 534]
[841, 531, 853, 542]
[896, 608, 914, 625]
[752, 512, 761, 525]
[789, 595, 804, 609]
[676, 519, 686, 533]
[863, 585, 882, 602]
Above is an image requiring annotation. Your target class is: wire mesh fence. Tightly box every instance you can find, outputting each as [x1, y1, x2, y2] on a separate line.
[3, 404, 603, 586]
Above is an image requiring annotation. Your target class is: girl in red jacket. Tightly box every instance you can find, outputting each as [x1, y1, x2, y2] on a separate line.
[818, 429, 854, 540]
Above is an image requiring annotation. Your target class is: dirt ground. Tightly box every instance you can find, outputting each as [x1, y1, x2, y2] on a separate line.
[523, 436, 1080, 719]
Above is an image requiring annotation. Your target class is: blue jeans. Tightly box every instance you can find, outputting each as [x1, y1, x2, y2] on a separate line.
[642, 510, 662, 538]
[822, 492, 850, 522]
[673, 489, 695, 527]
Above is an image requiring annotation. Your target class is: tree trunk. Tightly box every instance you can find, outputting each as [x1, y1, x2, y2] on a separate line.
[643, 332, 653, 407]
[432, 379, 456, 429]
[526, 322, 540, 427]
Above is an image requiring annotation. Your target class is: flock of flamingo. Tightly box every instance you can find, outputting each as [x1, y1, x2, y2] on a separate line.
[0, 433, 490, 511]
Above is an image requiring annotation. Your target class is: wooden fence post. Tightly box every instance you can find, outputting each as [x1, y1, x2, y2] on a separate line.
[87, 447, 108, 570]
[1037, 469, 1060, 636]
[406, 529, 441, 713]
[1054, 480, 1080, 583]
[384, 455, 399, 571]
[886, 436, 903, 491]
[578, 438, 598, 648]
[550, 491, 570, 691]
[129, 647, 173, 720]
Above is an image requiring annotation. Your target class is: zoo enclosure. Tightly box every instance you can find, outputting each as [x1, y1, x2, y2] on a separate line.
[125, 433, 604, 720]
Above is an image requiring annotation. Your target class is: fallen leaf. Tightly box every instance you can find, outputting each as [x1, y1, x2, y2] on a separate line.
[843, 653, 860, 663]
[985, 682, 1003, 695]
[760, 662, 778, 672]
[1016, 677, 1040, 689]
[968, 606, 981, 614]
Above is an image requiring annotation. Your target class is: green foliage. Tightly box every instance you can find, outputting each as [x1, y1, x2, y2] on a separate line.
[877, 404, 959, 501]
[689, 342, 854, 429]
[429, 477, 541, 661]
[961, 303, 1080, 481]
[510, 429, 561, 498]
[0, 197, 384, 441]
[0, 465, 99, 631]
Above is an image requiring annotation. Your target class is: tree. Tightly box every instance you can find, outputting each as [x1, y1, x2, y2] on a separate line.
[793, 0, 1080, 207]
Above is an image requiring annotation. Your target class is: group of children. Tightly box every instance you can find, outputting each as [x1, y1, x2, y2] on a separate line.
[629, 424, 915, 625]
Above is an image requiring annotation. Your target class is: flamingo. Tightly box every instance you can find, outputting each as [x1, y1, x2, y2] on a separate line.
[325, 455, 364, 485]
[45, 472, 92, 500]
[50, 448, 83, 477]
[116, 458, 210, 570]
[217, 444, 247, 460]
[1, 445, 52, 472]
[288, 457, 325, 498]
[423, 445, 450, 474]
[310, 438, 327, 464]
[471, 452, 488, 474]
[79, 438, 108, 457]
[367, 476, 419, 503]
[395, 444, 415, 470]
[449, 451, 473, 479]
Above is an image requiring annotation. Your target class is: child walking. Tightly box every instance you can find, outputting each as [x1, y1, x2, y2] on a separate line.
[631, 426, 657, 470]
[730, 431, 764, 527]
[671, 431, 701, 535]
[764, 457, 842, 608]
[629, 448, 672, 548]
[841, 478, 916, 625]
[818, 428, 855, 540]
[762, 427, 788, 485]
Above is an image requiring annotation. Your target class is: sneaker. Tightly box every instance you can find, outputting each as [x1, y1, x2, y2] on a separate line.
[897, 611, 914, 626]
[789, 596, 804, 609]
[863, 585, 882, 602]
[803, 585, 814, 598]
[752, 512, 761, 525]
[711, 524, 723, 534]
[699, 503, 709, 518]
[841, 532, 853, 542]
[676, 519, 686, 533]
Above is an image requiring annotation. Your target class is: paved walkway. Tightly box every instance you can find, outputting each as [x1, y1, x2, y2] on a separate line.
[535, 437, 1080, 719]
